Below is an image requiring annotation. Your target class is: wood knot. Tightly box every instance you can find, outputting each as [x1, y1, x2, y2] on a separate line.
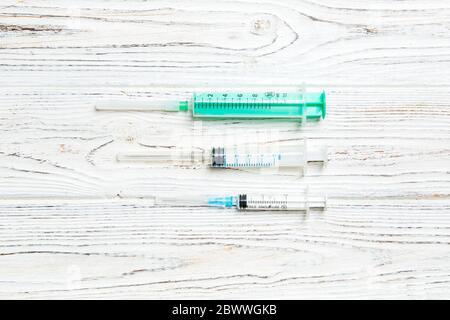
[363, 27, 378, 34]
[250, 18, 275, 35]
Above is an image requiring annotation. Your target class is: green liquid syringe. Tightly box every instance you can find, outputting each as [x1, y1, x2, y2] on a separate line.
[95, 91, 326, 122]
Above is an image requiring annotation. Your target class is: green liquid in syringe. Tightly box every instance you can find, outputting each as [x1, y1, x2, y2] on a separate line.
[189, 91, 326, 121]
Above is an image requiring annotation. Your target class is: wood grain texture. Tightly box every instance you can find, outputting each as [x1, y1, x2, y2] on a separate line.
[0, 0, 449, 299]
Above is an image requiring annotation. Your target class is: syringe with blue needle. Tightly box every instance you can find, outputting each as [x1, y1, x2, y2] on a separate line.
[144, 189, 326, 212]
[207, 193, 326, 212]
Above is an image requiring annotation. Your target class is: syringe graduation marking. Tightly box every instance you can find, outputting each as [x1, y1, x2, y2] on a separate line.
[237, 194, 290, 210]
[191, 91, 326, 120]
[196, 92, 296, 110]
[211, 147, 280, 168]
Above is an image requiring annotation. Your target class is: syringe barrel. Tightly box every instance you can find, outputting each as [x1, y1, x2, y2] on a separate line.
[210, 140, 326, 168]
[192, 91, 326, 121]
[210, 147, 285, 168]
[236, 194, 326, 211]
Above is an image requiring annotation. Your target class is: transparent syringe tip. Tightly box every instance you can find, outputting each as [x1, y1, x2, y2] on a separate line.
[116, 151, 171, 163]
[95, 99, 189, 112]
[117, 148, 206, 166]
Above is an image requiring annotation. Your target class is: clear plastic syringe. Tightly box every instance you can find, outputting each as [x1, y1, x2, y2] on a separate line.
[207, 193, 326, 211]
[95, 91, 326, 122]
[116, 139, 327, 171]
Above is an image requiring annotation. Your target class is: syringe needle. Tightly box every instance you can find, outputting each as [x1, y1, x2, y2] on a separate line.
[95, 99, 187, 112]
[117, 149, 206, 166]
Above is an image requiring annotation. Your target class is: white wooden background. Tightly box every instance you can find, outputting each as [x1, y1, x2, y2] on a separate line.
[1, 0, 450, 299]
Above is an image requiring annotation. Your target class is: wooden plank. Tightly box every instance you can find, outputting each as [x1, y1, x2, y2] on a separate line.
[0, 199, 449, 299]
[0, 0, 450, 87]
[0, 0, 449, 299]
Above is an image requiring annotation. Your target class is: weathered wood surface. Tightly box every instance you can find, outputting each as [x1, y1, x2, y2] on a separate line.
[0, 0, 449, 299]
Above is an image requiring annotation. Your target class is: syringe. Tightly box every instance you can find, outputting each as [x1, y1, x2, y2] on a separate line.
[207, 193, 327, 211]
[95, 91, 326, 122]
[116, 139, 327, 172]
